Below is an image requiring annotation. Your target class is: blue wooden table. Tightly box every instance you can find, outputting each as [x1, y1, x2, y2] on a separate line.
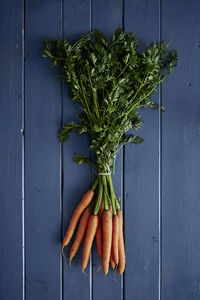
[1, 0, 200, 299]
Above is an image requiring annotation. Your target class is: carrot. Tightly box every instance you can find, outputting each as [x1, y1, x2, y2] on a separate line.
[110, 253, 116, 270]
[112, 215, 119, 264]
[62, 189, 94, 252]
[95, 201, 104, 257]
[69, 208, 92, 263]
[102, 208, 112, 275]
[81, 215, 98, 271]
[117, 210, 126, 275]
[96, 222, 102, 258]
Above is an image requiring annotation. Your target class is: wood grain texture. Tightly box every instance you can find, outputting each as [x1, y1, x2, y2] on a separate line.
[25, 1, 62, 299]
[91, 1, 123, 299]
[0, 1, 23, 299]
[162, 1, 200, 299]
[1, 1, 200, 299]
[62, 1, 92, 299]
[124, 1, 160, 299]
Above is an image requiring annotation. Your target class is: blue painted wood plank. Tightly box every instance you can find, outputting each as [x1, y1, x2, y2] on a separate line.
[92, 1, 123, 299]
[62, 1, 92, 299]
[25, 1, 62, 299]
[0, 1, 23, 299]
[162, 1, 200, 299]
[124, 1, 160, 299]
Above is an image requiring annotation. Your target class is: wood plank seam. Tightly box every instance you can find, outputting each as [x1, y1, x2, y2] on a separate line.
[61, 1, 64, 300]
[159, 1, 162, 300]
[22, 0, 25, 299]
[122, 1, 125, 300]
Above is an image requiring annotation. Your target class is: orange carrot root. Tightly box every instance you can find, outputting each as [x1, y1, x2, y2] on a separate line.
[102, 208, 113, 275]
[69, 208, 92, 262]
[95, 201, 104, 258]
[96, 221, 103, 258]
[110, 254, 116, 270]
[117, 210, 126, 275]
[81, 215, 98, 272]
[112, 215, 119, 264]
[62, 189, 94, 251]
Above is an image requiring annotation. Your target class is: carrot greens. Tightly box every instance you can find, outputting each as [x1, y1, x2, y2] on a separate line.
[43, 28, 177, 274]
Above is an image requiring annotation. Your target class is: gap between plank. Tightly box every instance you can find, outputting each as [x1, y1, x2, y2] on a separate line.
[21, 0, 25, 299]
[60, 0, 64, 299]
[158, 0, 163, 300]
[122, 1, 125, 299]
[90, 1, 93, 299]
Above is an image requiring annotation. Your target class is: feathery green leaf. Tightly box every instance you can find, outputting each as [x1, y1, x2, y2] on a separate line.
[43, 28, 177, 170]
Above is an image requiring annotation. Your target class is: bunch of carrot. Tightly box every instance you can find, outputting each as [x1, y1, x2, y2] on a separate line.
[62, 177, 125, 275]
[43, 29, 177, 278]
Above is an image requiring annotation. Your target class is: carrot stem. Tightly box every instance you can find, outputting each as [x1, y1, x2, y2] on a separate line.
[104, 188, 109, 210]
[107, 175, 116, 215]
[115, 198, 120, 210]
[102, 176, 110, 205]
[101, 175, 109, 209]
[94, 176, 103, 215]
[92, 177, 98, 191]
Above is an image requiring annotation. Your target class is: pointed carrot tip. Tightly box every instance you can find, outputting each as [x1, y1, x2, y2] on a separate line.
[103, 269, 109, 275]
[81, 268, 88, 277]
[62, 245, 68, 261]
[118, 268, 125, 275]
[69, 252, 74, 264]
[69, 258, 72, 269]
